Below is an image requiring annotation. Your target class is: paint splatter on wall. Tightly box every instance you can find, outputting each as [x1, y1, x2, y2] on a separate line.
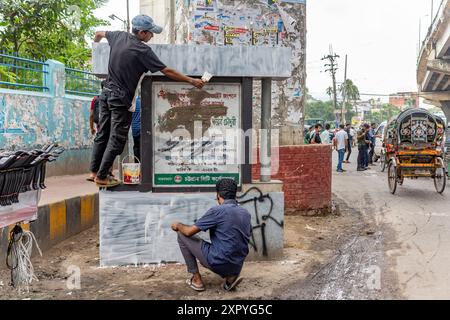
[0, 91, 92, 150]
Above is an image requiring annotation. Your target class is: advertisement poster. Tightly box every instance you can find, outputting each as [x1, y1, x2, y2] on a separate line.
[189, 3, 285, 46]
[152, 82, 241, 187]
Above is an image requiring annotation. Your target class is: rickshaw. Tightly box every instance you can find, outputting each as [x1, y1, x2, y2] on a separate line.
[383, 108, 446, 194]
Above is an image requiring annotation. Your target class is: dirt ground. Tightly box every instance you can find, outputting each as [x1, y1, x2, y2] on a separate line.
[0, 196, 377, 300]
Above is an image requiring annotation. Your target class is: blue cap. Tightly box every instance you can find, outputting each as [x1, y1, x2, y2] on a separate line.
[131, 14, 163, 34]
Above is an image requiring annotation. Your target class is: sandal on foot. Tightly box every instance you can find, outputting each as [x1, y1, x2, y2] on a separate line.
[223, 277, 243, 291]
[86, 177, 95, 182]
[95, 177, 121, 188]
[186, 278, 205, 292]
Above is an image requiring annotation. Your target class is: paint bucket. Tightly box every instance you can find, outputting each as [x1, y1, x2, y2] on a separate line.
[122, 155, 141, 185]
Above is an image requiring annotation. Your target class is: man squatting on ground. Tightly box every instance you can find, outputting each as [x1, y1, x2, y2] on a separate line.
[171, 179, 252, 292]
[89, 14, 204, 187]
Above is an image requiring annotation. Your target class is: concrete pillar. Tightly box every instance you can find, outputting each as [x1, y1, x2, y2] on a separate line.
[261, 79, 272, 183]
[45, 60, 65, 98]
[440, 101, 450, 126]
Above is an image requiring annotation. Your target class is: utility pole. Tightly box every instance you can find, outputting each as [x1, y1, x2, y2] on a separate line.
[322, 46, 340, 124]
[341, 54, 348, 125]
[169, 0, 176, 44]
[431, 0, 434, 26]
[126, 0, 130, 32]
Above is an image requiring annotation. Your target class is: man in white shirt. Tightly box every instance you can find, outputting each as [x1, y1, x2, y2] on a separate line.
[321, 123, 331, 144]
[334, 124, 349, 173]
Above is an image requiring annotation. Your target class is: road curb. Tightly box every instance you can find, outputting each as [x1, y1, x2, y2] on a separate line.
[0, 193, 99, 268]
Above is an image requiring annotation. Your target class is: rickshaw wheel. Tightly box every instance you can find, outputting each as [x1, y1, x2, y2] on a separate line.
[388, 160, 397, 194]
[434, 158, 446, 194]
[380, 151, 386, 172]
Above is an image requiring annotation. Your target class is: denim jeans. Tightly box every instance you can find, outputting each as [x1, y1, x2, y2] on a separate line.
[346, 138, 352, 161]
[357, 146, 364, 169]
[364, 146, 370, 167]
[337, 149, 345, 171]
[357, 144, 369, 169]
[90, 90, 132, 179]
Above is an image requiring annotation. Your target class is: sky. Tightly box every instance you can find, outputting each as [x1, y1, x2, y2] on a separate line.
[94, 0, 440, 101]
[306, 0, 436, 101]
[93, 0, 140, 32]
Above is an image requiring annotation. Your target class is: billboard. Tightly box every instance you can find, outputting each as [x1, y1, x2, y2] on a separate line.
[152, 82, 242, 187]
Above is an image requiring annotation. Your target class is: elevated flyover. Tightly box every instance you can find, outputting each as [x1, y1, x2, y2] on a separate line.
[417, 0, 450, 120]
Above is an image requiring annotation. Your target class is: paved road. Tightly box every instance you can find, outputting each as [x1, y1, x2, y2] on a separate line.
[332, 150, 450, 299]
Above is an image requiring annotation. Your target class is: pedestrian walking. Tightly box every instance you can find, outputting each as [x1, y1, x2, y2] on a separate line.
[357, 123, 370, 171]
[304, 126, 315, 144]
[368, 123, 377, 166]
[321, 123, 331, 144]
[344, 123, 353, 163]
[334, 124, 348, 173]
[310, 124, 322, 144]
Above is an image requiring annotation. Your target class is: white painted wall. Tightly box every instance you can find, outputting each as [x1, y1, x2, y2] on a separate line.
[140, 0, 171, 44]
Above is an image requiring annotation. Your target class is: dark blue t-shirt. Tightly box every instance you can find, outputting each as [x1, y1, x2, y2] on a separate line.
[195, 199, 252, 277]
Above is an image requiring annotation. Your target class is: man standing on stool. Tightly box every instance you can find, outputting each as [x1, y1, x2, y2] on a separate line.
[171, 179, 252, 292]
[89, 15, 204, 187]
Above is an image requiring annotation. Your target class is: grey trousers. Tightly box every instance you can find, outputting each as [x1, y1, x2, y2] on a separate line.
[177, 233, 211, 274]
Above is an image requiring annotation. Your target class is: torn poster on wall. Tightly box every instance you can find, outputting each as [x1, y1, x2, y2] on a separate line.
[152, 82, 242, 187]
[189, 1, 286, 46]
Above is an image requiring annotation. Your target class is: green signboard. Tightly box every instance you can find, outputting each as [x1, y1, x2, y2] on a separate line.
[152, 82, 242, 187]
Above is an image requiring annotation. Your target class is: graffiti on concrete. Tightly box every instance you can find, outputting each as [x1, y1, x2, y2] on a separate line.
[100, 190, 284, 266]
[238, 187, 284, 256]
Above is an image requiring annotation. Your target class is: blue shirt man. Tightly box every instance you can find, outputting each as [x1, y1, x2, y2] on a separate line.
[132, 96, 141, 161]
[171, 179, 252, 292]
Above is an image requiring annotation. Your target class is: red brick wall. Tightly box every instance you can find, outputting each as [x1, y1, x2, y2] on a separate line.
[252, 145, 332, 214]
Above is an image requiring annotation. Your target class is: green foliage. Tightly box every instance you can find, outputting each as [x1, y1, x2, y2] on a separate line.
[364, 104, 401, 124]
[339, 79, 360, 102]
[305, 100, 336, 122]
[0, 66, 16, 82]
[0, 0, 108, 69]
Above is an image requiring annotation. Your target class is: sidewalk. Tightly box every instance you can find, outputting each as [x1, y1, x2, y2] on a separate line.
[39, 174, 98, 206]
[0, 174, 100, 258]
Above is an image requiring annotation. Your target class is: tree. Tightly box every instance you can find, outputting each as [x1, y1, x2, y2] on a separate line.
[305, 100, 335, 122]
[339, 79, 360, 123]
[365, 104, 401, 124]
[326, 86, 333, 101]
[0, 0, 108, 69]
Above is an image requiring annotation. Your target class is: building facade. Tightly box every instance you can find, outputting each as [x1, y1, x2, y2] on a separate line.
[389, 92, 420, 109]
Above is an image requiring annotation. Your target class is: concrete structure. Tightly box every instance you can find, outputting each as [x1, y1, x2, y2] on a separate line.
[0, 60, 94, 177]
[389, 92, 420, 109]
[417, 0, 450, 122]
[100, 187, 284, 266]
[0, 175, 99, 267]
[92, 43, 292, 79]
[139, 0, 307, 145]
[93, 39, 292, 264]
